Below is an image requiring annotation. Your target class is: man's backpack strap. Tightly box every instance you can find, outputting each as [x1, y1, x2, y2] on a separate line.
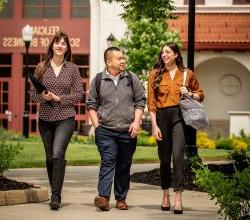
[95, 71, 134, 105]
[95, 72, 103, 105]
[126, 71, 134, 93]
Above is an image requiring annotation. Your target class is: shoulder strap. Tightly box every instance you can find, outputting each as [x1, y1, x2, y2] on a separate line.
[183, 70, 187, 86]
[95, 72, 103, 105]
[127, 71, 134, 92]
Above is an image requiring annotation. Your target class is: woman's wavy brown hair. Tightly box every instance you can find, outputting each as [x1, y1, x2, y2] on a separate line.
[153, 42, 185, 96]
[36, 31, 71, 79]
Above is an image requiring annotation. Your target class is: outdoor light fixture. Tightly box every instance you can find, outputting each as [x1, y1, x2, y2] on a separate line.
[22, 24, 33, 138]
[107, 33, 116, 47]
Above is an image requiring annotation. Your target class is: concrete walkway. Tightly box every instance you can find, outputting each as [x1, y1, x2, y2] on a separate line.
[0, 164, 219, 220]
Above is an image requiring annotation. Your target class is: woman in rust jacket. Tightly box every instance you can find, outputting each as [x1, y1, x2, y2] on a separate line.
[30, 31, 83, 210]
[148, 42, 204, 214]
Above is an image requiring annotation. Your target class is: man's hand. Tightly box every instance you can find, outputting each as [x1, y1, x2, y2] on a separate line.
[129, 121, 140, 138]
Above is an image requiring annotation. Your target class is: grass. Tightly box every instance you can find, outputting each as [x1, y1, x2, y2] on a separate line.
[9, 141, 232, 168]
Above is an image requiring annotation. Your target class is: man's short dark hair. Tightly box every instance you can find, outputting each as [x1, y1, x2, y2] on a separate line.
[104, 47, 121, 64]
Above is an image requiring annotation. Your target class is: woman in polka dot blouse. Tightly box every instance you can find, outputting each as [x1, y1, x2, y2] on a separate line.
[30, 31, 83, 210]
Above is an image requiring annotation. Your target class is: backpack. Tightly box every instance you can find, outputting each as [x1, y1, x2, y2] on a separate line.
[95, 71, 134, 105]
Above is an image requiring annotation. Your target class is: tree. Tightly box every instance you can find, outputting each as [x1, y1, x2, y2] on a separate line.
[103, 0, 181, 81]
[103, 0, 176, 21]
[0, 0, 7, 12]
[115, 18, 181, 81]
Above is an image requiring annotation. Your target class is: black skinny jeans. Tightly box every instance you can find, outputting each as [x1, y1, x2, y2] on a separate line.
[38, 117, 75, 160]
[156, 106, 185, 192]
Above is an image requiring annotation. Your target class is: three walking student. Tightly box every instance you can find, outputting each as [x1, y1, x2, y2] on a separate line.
[30, 31, 204, 214]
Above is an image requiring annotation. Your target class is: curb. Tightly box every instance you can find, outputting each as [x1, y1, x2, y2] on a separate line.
[0, 186, 49, 206]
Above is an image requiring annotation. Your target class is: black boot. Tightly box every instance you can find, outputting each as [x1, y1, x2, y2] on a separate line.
[49, 158, 66, 210]
[46, 159, 53, 187]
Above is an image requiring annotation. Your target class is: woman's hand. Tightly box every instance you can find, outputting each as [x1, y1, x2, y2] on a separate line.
[41, 91, 53, 101]
[152, 125, 162, 141]
[180, 86, 189, 95]
[52, 93, 60, 102]
[180, 87, 194, 98]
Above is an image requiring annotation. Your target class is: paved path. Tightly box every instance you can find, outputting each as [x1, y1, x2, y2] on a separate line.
[0, 164, 219, 220]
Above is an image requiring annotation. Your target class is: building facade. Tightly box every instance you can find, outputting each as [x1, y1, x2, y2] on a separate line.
[0, 0, 250, 136]
[0, 0, 126, 134]
[170, 0, 250, 136]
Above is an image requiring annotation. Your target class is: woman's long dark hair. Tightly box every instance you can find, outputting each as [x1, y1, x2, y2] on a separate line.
[153, 42, 185, 95]
[37, 31, 72, 79]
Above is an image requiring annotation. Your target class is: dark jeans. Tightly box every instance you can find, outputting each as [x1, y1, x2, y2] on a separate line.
[95, 126, 136, 200]
[38, 117, 75, 160]
[156, 106, 185, 192]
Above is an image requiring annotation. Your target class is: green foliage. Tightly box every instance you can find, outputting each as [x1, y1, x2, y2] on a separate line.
[239, 129, 250, 150]
[70, 134, 95, 144]
[197, 131, 216, 149]
[216, 136, 249, 151]
[103, 0, 175, 21]
[137, 129, 156, 146]
[0, 0, 8, 12]
[116, 18, 181, 81]
[0, 141, 23, 176]
[229, 150, 250, 172]
[0, 128, 24, 141]
[194, 150, 250, 220]
[216, 138, 234, 150]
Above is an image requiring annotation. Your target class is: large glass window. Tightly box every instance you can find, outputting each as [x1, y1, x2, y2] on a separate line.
[23, 0, 61, 18]
[0, 0, 13, 18]
[71, 0, 90, 18]
[72, 54, 89, 78]
[233, 0, 250, 4]
[0, 54, 11, 77]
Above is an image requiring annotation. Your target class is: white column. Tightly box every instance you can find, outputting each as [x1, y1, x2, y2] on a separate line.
[229, 111, 250, 136]
[89, 0, 101, 81]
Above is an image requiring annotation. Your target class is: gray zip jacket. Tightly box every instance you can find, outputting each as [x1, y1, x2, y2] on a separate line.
[87, 69, 146, 131]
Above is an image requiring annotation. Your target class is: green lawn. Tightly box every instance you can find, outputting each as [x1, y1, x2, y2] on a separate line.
[9, 142, 232, 168]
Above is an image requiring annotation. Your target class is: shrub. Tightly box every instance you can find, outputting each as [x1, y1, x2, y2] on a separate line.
[70, 134, 95, 144]
[239, 130, 250, 151]
[216, 138, 234, 150]
[0, 128, 23, 141]
[231, 138, 248, 152]
[0, 141, 23, 176]
[194, 165, 250, 220]
[197, 132, 216, 149]
[229, 150, 250, 172]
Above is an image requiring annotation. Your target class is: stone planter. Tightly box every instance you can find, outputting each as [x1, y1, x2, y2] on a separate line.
[0, 186, 49, 206]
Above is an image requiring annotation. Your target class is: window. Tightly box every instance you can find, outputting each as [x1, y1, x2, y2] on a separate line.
[72, 54, 89, 78]
[184, 0, 205, 5]
[233, 0, 250, 4]
[0, 54, 11, 77]
[0, 0, 13, 18]
[71, 0, 90, 18]
[23, 0, 61, 18]
[22, 54, 43, 77]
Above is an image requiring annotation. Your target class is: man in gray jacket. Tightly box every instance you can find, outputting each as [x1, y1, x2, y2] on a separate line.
[87, 47, 145, 211]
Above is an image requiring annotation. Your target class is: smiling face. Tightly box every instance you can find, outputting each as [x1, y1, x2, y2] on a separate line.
[52, 37, 68, 58]
[106, 50, 126, 73]
[161, 45, 178, 67]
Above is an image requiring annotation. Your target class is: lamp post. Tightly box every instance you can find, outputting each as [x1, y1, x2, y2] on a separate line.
[106, 33, 116, 47]
[22, 24, 33, 138]
[186, 0, 197, 157]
